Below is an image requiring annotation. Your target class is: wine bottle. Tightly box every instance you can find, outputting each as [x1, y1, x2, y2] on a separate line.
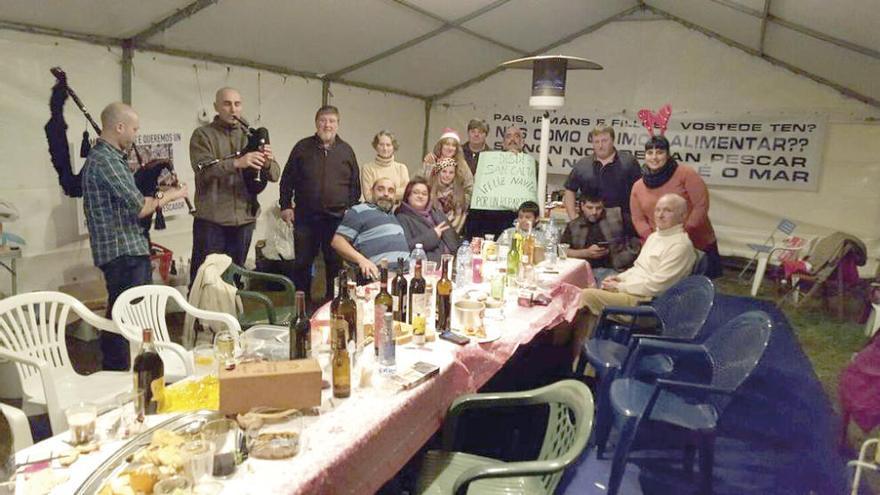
[436, 257, 453, 333]
[133, 328, 164, 416]
[374, 260, 393, 356]
[331, 316, 351, 398]
[409, 259, 426, 326]
[330, 269, 358, 347]
[507, 236, 520, 287]
[289, 290, 311, 359]
[391, 257, 408, 325]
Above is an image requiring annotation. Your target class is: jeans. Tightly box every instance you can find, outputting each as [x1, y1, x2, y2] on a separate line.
[190, 219, 256, 285]
[293, 215, 343, 305]
[100, 255, 152, 370]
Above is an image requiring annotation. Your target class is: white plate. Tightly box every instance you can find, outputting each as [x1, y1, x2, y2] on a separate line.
[452, 325, 501, 344]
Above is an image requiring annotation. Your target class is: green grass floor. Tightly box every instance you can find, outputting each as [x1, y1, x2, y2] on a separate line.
[715, 266, 877, 490]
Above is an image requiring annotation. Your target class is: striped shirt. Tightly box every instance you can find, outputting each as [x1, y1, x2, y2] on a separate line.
[336, 203, 410, 270]
[82, 139, 149, 267]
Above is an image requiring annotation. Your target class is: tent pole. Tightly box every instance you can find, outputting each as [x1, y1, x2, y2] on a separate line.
[537, 111, 550, 217]
[422, 100, 432, 158]
[121, 40, 133, 104]
[322, 80, 330, 106]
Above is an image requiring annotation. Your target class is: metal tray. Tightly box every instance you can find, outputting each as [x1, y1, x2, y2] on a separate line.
[75, 409, 223, 494]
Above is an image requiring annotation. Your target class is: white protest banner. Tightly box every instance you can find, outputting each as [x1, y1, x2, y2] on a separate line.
[485, 112, 826, 191]
[471, 151, 538, 211]
[76, 131, 188, 235]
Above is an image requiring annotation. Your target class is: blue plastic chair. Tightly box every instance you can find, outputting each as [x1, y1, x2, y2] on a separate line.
[578, 276, 715, 454]
[601, 310, 773, 495]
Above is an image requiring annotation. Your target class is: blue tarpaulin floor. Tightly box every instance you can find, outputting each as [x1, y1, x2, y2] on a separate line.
[557, 294, 858, 495]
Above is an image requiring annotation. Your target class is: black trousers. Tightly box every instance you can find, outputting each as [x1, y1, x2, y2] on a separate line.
[189, 218, 255, 285]
[100, 255, 152, 370]
[702, 241, 724, 279]
[465, 209, 517, 239]
[293, 215, 343, 305]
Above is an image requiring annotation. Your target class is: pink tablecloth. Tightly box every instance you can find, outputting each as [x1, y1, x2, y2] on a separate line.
[287, 259, 595, 494]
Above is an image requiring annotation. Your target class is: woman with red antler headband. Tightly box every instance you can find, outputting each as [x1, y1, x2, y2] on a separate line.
[629, 105, 722, 278]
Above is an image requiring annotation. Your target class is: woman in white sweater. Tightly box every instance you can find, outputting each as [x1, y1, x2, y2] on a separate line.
[360, 130, 410, 204]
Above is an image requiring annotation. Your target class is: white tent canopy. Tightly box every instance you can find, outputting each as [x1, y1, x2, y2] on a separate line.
[0, 1, 878, 294]
[1, 0, 877, 104]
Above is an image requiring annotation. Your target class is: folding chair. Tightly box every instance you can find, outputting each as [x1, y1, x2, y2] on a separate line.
[738, 218, 797, 282]
[777, 234, 865, 318]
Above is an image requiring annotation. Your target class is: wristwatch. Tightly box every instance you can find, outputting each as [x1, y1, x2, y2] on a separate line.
[155, 191, 165, 200]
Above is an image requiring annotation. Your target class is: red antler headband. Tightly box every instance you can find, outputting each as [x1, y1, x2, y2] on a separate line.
[637, 104, 672, 137]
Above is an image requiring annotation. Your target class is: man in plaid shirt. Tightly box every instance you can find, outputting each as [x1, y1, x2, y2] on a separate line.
[82, 102, 188, 370]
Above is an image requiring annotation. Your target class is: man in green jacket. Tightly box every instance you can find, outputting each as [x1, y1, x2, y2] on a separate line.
[189, 87, 280, 284]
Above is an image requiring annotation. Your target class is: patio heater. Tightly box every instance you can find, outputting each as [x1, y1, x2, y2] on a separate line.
[499, 55, 602, 215]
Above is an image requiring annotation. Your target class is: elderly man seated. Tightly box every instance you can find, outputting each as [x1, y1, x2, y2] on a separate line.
[331, 177, 410, 282]
[562, 193, 697, 360]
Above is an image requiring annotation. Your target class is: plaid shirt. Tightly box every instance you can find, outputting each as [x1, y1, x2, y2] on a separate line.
[82, 139, 149, 267]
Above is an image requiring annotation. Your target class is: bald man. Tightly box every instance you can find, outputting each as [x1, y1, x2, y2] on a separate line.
[82, 102, 189, 370]
[559, 193, 697, 362]
[189, 87, 280, 284]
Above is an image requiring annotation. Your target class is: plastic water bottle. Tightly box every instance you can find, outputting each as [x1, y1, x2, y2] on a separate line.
[409, 243, 427, 275]
[455, 241, 472, 288]
[544, 220, 559, 265]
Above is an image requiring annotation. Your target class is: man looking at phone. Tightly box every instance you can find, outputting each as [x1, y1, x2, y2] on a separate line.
[560, 192, 640, 283]
[331, 178, 410, 282]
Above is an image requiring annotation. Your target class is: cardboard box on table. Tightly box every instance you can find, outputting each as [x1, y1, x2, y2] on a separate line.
[219, 359, 322, 414]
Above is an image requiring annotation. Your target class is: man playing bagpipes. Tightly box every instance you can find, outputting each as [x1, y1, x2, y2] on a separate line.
[189, 87, 280, 285]
[82, 103, 190, 370]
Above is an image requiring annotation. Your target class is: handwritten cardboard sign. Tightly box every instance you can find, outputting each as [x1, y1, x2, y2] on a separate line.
[470, 151, 538, 211]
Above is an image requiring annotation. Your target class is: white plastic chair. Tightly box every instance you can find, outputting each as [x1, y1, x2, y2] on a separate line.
[0, 291, 132, 434]
[849, 435, 880, 495]
[0, 402, 33, 451]
[739, 218, 797, 286]
[112, 285, 241, 382]
[748, 235, 810, 297]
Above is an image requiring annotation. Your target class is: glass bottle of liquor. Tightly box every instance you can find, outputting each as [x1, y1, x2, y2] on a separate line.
[435, 257, 453, 333]
[373, 260, 393, 356]
[412, 311, 426, 345]
[289, 290, 310, 359]
[507, 236, 521, 287]
[330, 269, 358, 347]
[409, 259, 426, 326]
[522, 220, 536, 261]
[133, 328, 164, 416]
[392, 257, 408, 325]
[331, 316, 351, 398]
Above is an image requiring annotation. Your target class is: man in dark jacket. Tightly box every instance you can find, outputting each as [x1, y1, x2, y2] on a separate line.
[562, 125, 641, 223]
[280, 105, 360, 304]
[561, 192, 640, 283]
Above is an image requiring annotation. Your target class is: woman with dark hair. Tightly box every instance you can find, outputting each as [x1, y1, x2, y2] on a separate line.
[629, 135, 722, 277]
[396, 176, 460, 262]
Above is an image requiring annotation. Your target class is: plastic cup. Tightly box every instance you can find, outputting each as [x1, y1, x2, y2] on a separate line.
[182, 439, 215, 483]
[558, 243, 569, 261]
[193, 344, 217, 376]
[65, 402, 97, 445]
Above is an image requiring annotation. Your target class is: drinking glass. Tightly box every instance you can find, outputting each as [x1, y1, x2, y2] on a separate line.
[182, 439, 215, 484]
[558, 243, 569, 261]
[65, 402, 97, 445]
[213, 330, 236, 365]
[203, 418, 241, 478]
[113, 390, 144, 439]
[193, 344, 217, 377]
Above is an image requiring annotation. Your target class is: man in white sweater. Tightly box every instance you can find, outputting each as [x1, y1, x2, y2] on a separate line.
[562, 193, 696, 360]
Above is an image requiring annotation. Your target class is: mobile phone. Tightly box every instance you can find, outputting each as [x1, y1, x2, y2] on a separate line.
[439, 331, 469, 345]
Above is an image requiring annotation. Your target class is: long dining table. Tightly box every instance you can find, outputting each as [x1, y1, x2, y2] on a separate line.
[13, 258, 594, 495]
